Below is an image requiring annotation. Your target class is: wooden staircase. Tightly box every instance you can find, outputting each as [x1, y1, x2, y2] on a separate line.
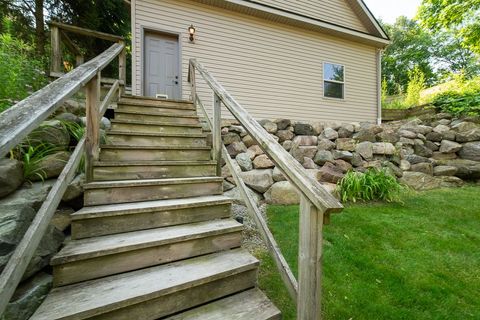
[30, 97, 281, 319]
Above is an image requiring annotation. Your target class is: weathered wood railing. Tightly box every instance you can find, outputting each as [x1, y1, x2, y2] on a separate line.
[0, 40, 126, 316]
[189, 59, 344, 320]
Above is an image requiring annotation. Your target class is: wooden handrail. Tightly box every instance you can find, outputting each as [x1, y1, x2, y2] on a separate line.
[0, 43, 124, 157]
[49, 21, 124, 42]
[189, 59, 343, 320]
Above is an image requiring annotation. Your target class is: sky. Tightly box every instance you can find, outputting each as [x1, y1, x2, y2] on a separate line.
[363, 0, 422, 24]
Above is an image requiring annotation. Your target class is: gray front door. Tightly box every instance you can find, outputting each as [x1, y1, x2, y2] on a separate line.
[144, 32, 180, 99]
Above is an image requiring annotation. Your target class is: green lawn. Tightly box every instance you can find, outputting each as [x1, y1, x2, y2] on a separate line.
[256, 186, 480, 320]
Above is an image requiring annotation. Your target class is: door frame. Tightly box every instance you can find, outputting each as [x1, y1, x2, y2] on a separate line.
[140, 26, 182, 99]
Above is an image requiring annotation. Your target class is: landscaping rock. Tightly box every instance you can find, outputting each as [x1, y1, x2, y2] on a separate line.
[458, 142, 480, 161]
[353, 129, 376, 142]
[439, 140, 462, 154]
[272, 166, 287, 182]
[433, 166, 458, 177]
[318, 162, 344, 183]
[247, 145, 264, 159]
[274, 119, 291, 130]
[27, 120, 70, 148]
[227, 142, 247, 157]
[317, 138, 336, 151]
[424, 141, 439, 151]
[377, 130, 400, 143]
[293, 135, 318, 146]
[405, 154, 430, 164]
[334, 159, 352, 173]
[338, 124, 355, 138]
[55, 112, 81, 125]
[276, 130, 294, 142]
[356, 141, 373, 160]
[242, 135, 256, 147]
[264, 181, 300, 205]
[373, 142, 395, 155]
[294, 123, 314, 135]
[253, 154, 275, 169]
[434, 159, 480, 179]
[400, 160, 411, 171]
[240, 169, 274, 193]
[383, 161, 403, 177]
[290, 146, 317, 162]
[452, 121, 477, 132]
[236, 153, 253, 171]
[33, 151, 71, 181]
[433, 124, 450, 134]
[400, 172, 464, 190]
[0, 180, 55, 210]
[224, 186, 262, 206]
[414, 144, 433, 158]
[62, 173, 85, 202]
[320, 128, 339, 140]
[0, 159, 24, 198]
[223, 132, 241, 145]
[282, 140, 293, 151]
[432, 152, 457, 160]
[399, 123, 432, 135]
[223, 180, 235, 192]
[50, 207, 74, 232]
[399, 130, 417, 139]
[442, 130, 456, 141]
[411, 163, 433, 175]
[302, 157, 318, 169]
[351, 153, 364, 167]
[259, 120, 278, 134]
[314, 150, 334, 165]
[311, 122, 324, 135]
[336, 138, 356, 151]
[229, 125, 246, 136]
[425, 132, 443, 142]
[455, 128, 480, 142]
[100, 117, 111, 130]
[332, 150, 353, 161]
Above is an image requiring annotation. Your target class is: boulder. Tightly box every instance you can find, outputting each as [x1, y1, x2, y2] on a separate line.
[425, 132, 443, 142]
[51, 207, 74, 232]
[399, 122, 432, 135]
[229, 125, 247, 136]
[433, 166, 458, 177]
[399, 130, 417, 139]
[224, 186, 262, 206]
[274, 119, 291, 130]
[223, 180, 235, 192]
[334, 159, 352, 173]
[27, 120, 70, 148]
[223, 132, 241, 145]
[282, 140, 293, 151]
[0, 180, 55, 210]
[276, 130, 294, 142]
[400, 160, 411, 171]
[0, 159, 24, 198]
[373, 142, 395, 155]
[399, 137, 415, 145]
[318, 162, 344, 183]
[458, 142, 480, 161]
[32, 151, 71, 181]
[413, 144, 433, 158]
[310, 122, 324, 135]
[376, 130, 400, 144]
[314, 150, 334, 165]
[100, 117, 111, 130]
[55, 112, 81, 125]
[62, 99, 85, 115]
[294, 123, 314, 135]
[353, 129, 376, 142]
[242, 135, 256, 147]
[272, 166, 287, 182]
[336, 138, 356, 151]
[259, 120, 278, 134]
[320, 128, 339, 140]
[405, 154, 430, 165]
[442, 130, 456, 141]
[62, 174, 85, 202]
[227, 142, 247, 157]
[383, 161, 403, 177]
[290, 146, 317, 162]
[433, 124, 450, 134]
[400, 172, 464, 190]
[424, 141, 439, 151]
[439, 140, 462, 154]
[293, 135, 318, 146]
[332, 150, 353, 161]
[302, 157, 317, 169]
[363, 160, 383, 170]
[431, 152, 457, 160]
[338, 124, 355, 138]
[317, 138, 336, 151]
[1, 272, 52, 320]
[247, 145, 264, 159]
[236, 153, 253, 171]
[411, 163, 433, 175]
[451, 121, 477, 132]
[350, 153, 364, 167]
[264, 181, 300, 205]
[239, 169, 274, 193]
[455, 128, 480, 142]
[355, 141, 373, 160]
[253, 154, 275, 169]
[433, 159, 480, 179]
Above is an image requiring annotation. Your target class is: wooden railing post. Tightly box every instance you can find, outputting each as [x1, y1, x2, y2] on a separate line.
[85, 72, 100, 182]
[50, 25, 62, 73]
[190, 64, 196, 105]
[213, 93, 222, 176]
[118, 41, 127, 96]
[298, 195, 324, 320]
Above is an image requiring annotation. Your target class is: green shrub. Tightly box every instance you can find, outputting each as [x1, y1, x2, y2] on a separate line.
[432, 91, 480, 116]
[0, 18, 47, 113]
[11, 142, 62, 182]
[405, 67, 426, 107]
[337, 168, 407, 203]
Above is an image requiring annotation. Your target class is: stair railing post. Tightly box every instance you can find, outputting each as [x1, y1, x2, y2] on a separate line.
[213, 93, 222, 176]
[118, 41, 127, 96]
[50, 25, 62, 74]
[297, 194, 324, 320]
[85, 72, 101, 182]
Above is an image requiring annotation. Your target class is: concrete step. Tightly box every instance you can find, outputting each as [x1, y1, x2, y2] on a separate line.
[31, 249, 258, 320]
[84, 177, 224, 206]
[93, 160, 217, 180]
[110, 119, 203, 134]
[99, 145, 212, 161]
[52, 219, 243, 287]
[165, 289, 281, 320]
[106, 131, 208, 147]
[114, 110, 200, 125]
[71, 195, 232, 239]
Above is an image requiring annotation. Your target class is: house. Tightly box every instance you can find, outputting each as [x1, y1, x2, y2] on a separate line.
[130, 0, 390, 123]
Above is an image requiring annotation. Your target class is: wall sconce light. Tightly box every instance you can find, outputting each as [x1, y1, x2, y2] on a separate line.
[188, 24, 196, 42]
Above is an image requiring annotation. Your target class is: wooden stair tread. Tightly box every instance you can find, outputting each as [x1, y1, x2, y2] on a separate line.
[115, 109, 199, 118]
[120, 95, 194, 105]
[72, 195, 232, 220]
[93, 160, 216, 166]
[84, 177, 223, 189]
[106, 131, 208, 138]
[52, 219, 242, 265]
[118, 100, 195, 110]
[100, 144, 211, 150]
[165, 289, 281, 320]
[110, 119, 202, 127]
[30, 249, 258, 320]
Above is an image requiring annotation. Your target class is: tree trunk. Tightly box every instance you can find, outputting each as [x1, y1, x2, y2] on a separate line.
[34, 0, 46, 57]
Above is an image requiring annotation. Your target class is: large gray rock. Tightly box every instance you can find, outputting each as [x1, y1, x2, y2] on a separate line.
[320, 128, 339, 141]
[293, 135, 318, 146]
[264, 181, 300, 205]
[55, 112, 81, 125]
[433, 124, 450, 134]
[224, 186, 263, 207]
[377, 129, 400, 144]
[432, 152, 457, 160]
[236, 153, 253, 171]
[356, 141, 373, 160]
[239, 169, 274, 193]
[0, 159, 23, 198]
[317, 139, 336, 151]
[222, 132, 241, 145]
[338, 124, 355, 138]
[458, 142, 480, 161]
[353, 129, 377, 143]
[274, 119, 291, 130]
[272, 166, 287, 182]
[32, 151, 71, 181]
[294, 123, 314, 135]
[314, 150, 334, 165]
[405, 154, 430, 165]
[227, 142, 247, 157]
[439, 140, 462, 154]
[334, 159, 352, 173]
[383, 161, 403, 178]
[290, 146, 317, 162]
[336, 138, 356, 151]
[399, 122, 432, 135]
[1, 272, 52, 320]
[252, 154, 275, 169]
[414, 144, 433, 158]
[451, 121, 477, 132]
[259, 120, 278, 134]
[276, 130, 294, 142]
[399, 172, 464, 190]
[242, 135, 256, 148]
[373, 142, 395, 155]
[51, 207, 74, 232]
[302, 157, 318, 169]
[247, 145, 264, 159]
[411, 163, 433, 175]
[433, 166, 458, 177]
[434, 159, 480, 179]
[0, 180, 55, 210]
[455, 128, 480, 142]
[351, 152, 364, 167]
[62, 174, 85, 202]
[318, 162, 344, 183]
[399, 130, 417, 139]
[27, 120, 70, 148]
[426, 132, 443, 142]
[332, 150, 353, 161]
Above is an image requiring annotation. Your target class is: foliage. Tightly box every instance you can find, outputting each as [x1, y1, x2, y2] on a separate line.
[259, 186, 480, 319]
[0, 18, 47, 113]
[337, 169, 407, 203]
[433, 91, 480, 116]
[11, 141, 61, 182]
[418, 0, 480, 55]
[61, 120, 85, 143]
[405, 67, 426, 107]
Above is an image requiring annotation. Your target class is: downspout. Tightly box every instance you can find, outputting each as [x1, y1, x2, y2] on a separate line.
[376, 49, 383, 125]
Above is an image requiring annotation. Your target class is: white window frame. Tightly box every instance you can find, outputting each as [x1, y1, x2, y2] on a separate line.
[323, 62, 345, 100]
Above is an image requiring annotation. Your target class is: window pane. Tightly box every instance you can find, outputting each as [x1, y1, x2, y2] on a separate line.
[324, 63, 344, 82]
[324, 81, 344, 98]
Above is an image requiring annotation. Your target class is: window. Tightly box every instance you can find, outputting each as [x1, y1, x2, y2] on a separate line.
[323, 63, 345, 99]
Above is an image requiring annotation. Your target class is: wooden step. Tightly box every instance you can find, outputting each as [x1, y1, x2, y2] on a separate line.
[71, 195, 232, 239]
[114, 110, 200, 125]
[93, 160, 217, 180]
[52, 220, 243, 287]
[110, 119, 203, 134]
[165, 289, 281, 320]
[31, 249, 259, 320]
[84, 177, 224, 206]
[99, 145, 212, 161]
[106, 131, 208, 147]
[117, 99, 196, 117]
[119, 96, 195, 109]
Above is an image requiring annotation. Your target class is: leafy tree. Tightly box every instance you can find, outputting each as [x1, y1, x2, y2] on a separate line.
[405, 67, 425, 106]
[418, 0, 480, 54]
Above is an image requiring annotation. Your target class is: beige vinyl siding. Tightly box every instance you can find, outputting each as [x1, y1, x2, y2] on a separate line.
[253, 0, 369, 33]
[133, 0, 378, 122]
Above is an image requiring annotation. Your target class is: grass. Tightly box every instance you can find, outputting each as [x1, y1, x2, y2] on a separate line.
[256, 186, 480, 320]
